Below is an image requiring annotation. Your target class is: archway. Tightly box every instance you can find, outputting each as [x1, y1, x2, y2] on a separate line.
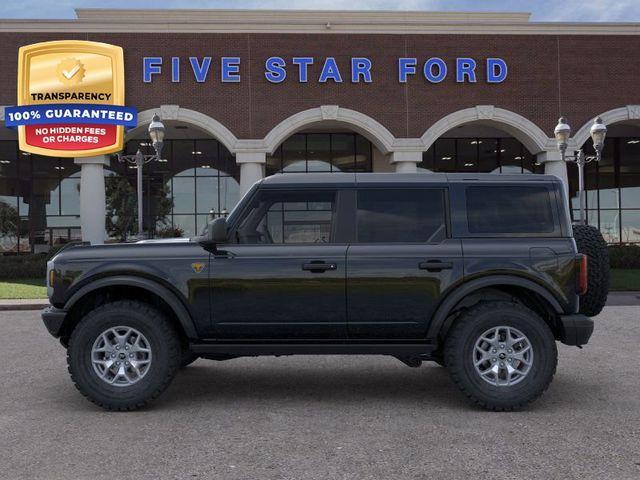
[418, 108, 551, 175]
[122, 112, 240, 238]
[421, 106, 552, 155]
[570, 107, 640, 244]
[262, 106, 397, 175]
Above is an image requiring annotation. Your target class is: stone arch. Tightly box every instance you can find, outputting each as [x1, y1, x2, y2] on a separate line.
[263, 105, 396, 155]
[127, 105, 239, 153]
[572, 105, 640, 148]
[420, 105, 553, 154]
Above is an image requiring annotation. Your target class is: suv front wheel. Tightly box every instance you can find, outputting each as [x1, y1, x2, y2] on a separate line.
[67, 300, 181, 411]
[444, 301, 557, 411]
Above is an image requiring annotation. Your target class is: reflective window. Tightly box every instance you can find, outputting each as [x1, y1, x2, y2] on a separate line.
[357, 189, 446, 243]
[420, 137, 540, 174]
[267, 133, 372, 174]
[568, 136, 640, 244]
[466, 186, 555, 234]
[237, 190, 335, 244]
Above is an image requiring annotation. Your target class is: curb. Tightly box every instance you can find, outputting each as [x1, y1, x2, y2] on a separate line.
[0, 301, 49, 312]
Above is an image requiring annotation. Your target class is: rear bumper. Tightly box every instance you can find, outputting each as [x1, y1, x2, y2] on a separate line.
[558, 314, 594, 346]
[41, 306, 67, 338]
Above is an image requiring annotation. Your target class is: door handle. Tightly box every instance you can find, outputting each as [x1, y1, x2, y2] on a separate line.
[419, 261, 453, 272]
[302, 262, 337, 273]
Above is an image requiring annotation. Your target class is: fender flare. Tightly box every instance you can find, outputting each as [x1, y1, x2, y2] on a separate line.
[63, 275, 198, 339]
[426, 275, 565, 340]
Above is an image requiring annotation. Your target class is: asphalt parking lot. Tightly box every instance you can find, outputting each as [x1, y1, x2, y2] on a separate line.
[1, 308, 639, 480]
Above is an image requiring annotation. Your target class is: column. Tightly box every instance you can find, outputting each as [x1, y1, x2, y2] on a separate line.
[537, 151, 570, 212]
[390, 151, 422, 173]
[236, 152, 266, 196]
[74, 155, 109, 245]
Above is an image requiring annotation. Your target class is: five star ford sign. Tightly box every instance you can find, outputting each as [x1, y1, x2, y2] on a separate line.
[4, 40, 137, 157]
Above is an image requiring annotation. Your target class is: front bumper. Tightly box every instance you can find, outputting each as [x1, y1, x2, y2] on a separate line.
[41, 306, 67, 338]
[558, 314, 594, 346]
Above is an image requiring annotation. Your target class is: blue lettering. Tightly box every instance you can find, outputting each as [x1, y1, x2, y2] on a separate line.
[171, 57, 180, 83]
[456, 58, 476, 83]
[319, 57, 342, 83]
[265, 57, 287, 83]
[487, 58, 508, 83]
[424, 58, 447, 83]
[292, 57, 314, 82]
[221, 57, 241, 83]
[143, 57, 162, 83]
[398, 58, 417, 83]
[351, 57, 372, 83]
[189, 57, 211, 83]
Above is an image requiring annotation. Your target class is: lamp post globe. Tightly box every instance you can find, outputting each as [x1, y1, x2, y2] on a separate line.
[554, 117, 571, 157]
[590, 116, 607, 155]
[148, 113, 166, 158]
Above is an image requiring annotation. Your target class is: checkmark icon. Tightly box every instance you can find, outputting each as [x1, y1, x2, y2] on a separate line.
[62, 64, 80, 79]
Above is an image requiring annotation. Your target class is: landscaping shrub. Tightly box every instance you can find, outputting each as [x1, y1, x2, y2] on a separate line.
[0, 244, 73, 280]
[608, 244, 640, 270]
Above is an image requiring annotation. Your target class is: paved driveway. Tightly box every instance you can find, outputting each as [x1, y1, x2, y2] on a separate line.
[0, 308, 639, 480]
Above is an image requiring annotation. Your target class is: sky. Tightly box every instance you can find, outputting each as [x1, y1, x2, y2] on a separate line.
[0, 0, 639, 22]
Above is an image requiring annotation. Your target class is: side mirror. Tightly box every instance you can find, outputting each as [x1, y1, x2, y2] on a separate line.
[207, 217, 228, 244]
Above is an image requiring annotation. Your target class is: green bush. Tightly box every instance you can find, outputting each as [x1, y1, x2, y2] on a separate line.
[0, 254, 47, 280]
[608, 245, 640, 270]
[0, 244, 72, 280]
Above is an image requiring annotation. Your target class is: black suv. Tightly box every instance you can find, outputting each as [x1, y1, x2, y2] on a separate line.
[42, 173, 597, 411]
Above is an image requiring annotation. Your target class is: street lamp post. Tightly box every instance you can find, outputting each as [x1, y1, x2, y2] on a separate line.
[554, 116, 607, 225]
[117, 114, 166, 237]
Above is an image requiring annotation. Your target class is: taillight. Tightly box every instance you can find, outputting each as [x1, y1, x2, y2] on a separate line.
[577, 254, 588, 295]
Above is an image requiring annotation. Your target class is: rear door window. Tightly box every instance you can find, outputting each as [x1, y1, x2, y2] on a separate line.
[466, 186, 555, 234]
[356, 188, 447, 243]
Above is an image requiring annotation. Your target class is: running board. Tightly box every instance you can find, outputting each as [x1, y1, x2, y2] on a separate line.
[190, 342, 436, 357]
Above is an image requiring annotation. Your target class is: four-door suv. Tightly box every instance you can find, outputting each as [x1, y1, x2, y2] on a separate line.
[42, 173, 595, 411]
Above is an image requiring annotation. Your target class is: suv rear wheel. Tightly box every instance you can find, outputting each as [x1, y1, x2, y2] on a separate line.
[67, 300, 181, 411]
[444, 301, 557, 411]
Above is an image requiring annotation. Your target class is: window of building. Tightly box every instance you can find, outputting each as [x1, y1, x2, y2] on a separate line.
[266, 133, 373, 175]
[466, 186, 555, 234]
[420, 137, 539, 174]
[356, 189, 446, 243]
[237, 190, 335, 244]
[568, 136, 640, 244]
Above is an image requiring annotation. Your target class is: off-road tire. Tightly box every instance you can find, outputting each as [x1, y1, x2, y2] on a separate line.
[444, 301, 557, 411]
[572, 224, 609, 317]
[67, 300, 181, 411]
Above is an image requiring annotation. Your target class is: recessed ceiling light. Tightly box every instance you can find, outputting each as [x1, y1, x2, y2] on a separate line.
[627, 140, 640, 144]
[441, 156, 452, 160]
[515, 156, 523, 160]
[470, 140, 483, 145]
[54, 166, 65, 170]
[0, 160, 10, 164]
[192, 151, 202, 155]
[200, 165, 211, 168]
[464, 163, 474, 167]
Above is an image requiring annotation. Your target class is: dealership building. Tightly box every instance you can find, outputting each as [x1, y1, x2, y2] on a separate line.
[0, 8, 640, 252]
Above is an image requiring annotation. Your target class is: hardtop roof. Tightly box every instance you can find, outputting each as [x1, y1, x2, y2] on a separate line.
[259, 172, 561, 187]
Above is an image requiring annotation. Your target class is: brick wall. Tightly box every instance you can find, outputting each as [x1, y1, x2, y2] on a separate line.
[0, 32, 638, 140]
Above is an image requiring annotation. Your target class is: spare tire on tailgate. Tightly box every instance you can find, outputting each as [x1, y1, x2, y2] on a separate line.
[572, 224, 609, 317]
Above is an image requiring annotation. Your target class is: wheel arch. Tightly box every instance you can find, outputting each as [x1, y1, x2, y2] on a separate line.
[60, 275, 198, 344]
[428, 275, 564, 341]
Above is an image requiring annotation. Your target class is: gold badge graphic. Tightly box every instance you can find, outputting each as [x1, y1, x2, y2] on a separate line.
[15, 40, 126, 157]
[191, 263, 206, 274]
[56, 58, 85, 85]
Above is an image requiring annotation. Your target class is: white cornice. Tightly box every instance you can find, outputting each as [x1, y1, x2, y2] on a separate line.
[0, 9, 638, 35]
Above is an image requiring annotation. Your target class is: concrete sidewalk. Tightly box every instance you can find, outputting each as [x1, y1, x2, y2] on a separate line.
[1, 292, 640, 312]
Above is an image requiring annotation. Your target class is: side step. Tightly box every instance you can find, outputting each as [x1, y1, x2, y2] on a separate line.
[190, 342, 436, 357]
